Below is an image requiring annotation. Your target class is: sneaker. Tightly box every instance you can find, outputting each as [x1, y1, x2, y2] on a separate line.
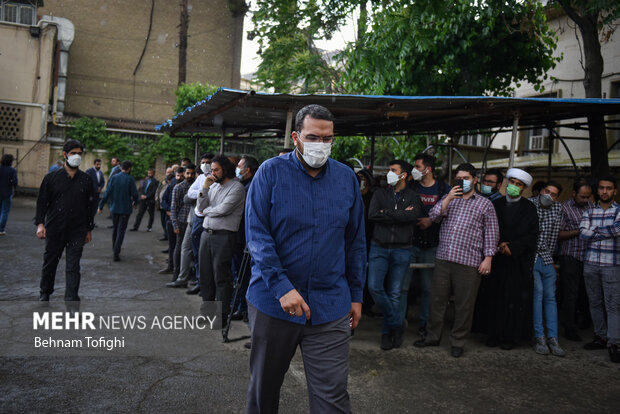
[418, 323, 427, 338]
[547, 337, 566, 357]
[609, 344, 620, 363]
[392, 323, 406, 348]
[0, 231, 6, 236]
[534, 337, 549, 355]
[380, 334, 394, 351]
[584, 336, 607, 350]
[147, 228, 152, 232]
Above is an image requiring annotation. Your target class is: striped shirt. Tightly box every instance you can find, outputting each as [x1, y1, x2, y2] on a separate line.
[429, 193, 499, 268]
[531, 197, 562, 266]
[559, 198, 594, 261]
[580, 202, 620, 267]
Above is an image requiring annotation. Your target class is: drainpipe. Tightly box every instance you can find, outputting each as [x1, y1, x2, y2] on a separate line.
[39, 15, 75, 123]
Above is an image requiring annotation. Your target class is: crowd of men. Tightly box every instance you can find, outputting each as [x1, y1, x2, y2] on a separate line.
[29, 104, 619, 413]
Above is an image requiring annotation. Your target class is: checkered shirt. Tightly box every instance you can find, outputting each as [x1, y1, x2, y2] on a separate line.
[531, 197, 562, 265]
[171, 180, 192, 229]
[559, 198, 594, 261]
[580, 202, 620, 267]
[429, 193, 499, 268]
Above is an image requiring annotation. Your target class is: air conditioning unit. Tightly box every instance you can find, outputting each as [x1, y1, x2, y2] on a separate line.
[529, 135, 548, 151]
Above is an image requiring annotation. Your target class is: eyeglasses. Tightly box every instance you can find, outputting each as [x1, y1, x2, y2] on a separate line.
[299, 133, 334, 143]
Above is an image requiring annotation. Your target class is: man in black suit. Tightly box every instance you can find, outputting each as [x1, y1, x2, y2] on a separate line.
[86, 159, 105, 221]
[130, 168, 159, 232]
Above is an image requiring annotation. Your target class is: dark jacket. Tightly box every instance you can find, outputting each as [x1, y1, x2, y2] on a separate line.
[0, 166, 18, 198]
[368, 186, 422, 248]
[138, 177, 159, 203]
[99, 172, 139, 215]
[85, 167, 105, 195]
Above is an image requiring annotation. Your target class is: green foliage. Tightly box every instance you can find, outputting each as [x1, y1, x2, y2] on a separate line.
[67, 117, 107, 150]
[340, 0, 560, 96]
[331, 136, 367, 161]
[174, 82, 220, 114]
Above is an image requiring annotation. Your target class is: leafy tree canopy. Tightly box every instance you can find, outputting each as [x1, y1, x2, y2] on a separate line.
[174, 82, 220, 114]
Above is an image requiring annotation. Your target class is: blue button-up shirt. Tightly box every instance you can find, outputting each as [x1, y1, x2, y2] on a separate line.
[245, 151, 366, 325]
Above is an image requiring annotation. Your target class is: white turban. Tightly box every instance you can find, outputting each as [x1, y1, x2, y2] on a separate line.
[506, 168, 532, 187]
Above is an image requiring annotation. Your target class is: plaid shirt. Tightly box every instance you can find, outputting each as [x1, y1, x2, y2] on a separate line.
[579, 202, 620, 267]
[429, 193, 499, 268]
[531, 197, 562, 265]
[171, 180, 192, 230]
[559, 198, 594, 261]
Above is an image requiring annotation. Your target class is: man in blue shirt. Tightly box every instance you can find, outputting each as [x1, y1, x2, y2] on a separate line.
[244, 105, 366, 413]
[98, 160, 139, 261]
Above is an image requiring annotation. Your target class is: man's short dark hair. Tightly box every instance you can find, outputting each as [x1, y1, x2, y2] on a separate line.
[201, 153, 214, 161]
[455, 163, 477, 177]
[94, 158, 102, 164]
[546, 181, 563, 194]
[532, 181, 546, 194]
[175, 166, 185, 174]
[112, 156, 120, 163]
[185, 164, 196, 172]
[413, 153, 436, 170]
[598, 175, 617, 189]
[211, 154, 235, 179]
[148, 167, 156, 172]
[121, 160, 132, 171]
[484, 168, 503, 184]
[295, 104, 334, 132]
[181, 157, 192, 164]
[242, 156, 259, 175]
[63, 139, 84, 153]
[389, 160, 411, 177]
[1, 154, 14, 166]
[573, 178, 591, 193]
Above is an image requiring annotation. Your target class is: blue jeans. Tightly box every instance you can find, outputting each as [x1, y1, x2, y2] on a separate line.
[398, 245, 437, 326]
[583, 263, 620, 346]
[533, 256, 559, 339]
[0, 195, 12, 232]
[368, 243, 411, 335]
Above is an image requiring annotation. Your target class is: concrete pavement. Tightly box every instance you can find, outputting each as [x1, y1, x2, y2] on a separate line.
[0, 196, 619, 413]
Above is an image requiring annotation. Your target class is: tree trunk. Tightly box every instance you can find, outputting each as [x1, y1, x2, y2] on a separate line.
[561, 4, 609, 177]
[178, 0, 188, 86]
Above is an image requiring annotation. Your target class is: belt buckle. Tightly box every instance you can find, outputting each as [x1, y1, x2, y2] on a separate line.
[207, 228, 214, 234]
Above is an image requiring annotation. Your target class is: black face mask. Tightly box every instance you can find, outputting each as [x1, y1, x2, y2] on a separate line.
[166, 174, 174, 182]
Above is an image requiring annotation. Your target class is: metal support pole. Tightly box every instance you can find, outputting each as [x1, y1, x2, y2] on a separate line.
[370, 134, 376, 174]
[447, 137, 453, 186]
[194, 136, 199, 166]
[220, 128, 225, 154]
[508, 113, 520, 169]
[284, 108, 293, 149]
[547, 133, 553, 182]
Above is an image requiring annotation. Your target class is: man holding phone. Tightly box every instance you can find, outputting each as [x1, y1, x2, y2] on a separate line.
[414, 163, 499, 358]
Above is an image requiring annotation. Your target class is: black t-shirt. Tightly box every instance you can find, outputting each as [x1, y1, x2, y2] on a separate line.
[35, 167, 95, 239]
[412, 180, 450, 248]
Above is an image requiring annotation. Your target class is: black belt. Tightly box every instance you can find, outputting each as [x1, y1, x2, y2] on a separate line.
[204, 228, 233, 235]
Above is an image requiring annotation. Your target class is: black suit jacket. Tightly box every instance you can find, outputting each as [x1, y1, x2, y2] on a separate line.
[139, 177, 159, 203]
[85, 167, 105, 195]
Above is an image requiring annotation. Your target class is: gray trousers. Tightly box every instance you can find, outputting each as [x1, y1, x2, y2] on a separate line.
[174, 220, 195, 282]
[584, 263, 620, 345]
[246, 303, 351, 414]
[199, 230, 235, 311]
[426, 259, 481, 348]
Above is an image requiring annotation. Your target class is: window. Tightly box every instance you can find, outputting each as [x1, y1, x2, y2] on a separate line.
[1, 1, 37, 25]
[0, 105, 25, 142]
[459, 133, 490, 147]
[525, 127, 550, 153]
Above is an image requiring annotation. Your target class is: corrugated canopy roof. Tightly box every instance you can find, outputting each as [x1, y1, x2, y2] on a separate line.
[156, 88, 620, 137]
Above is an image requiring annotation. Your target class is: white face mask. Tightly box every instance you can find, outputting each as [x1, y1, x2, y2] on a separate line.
[67, 154, 82, 168]
[386, 171, 401, 186]
[410, 168, 423, 181]
[201, 162, 211, 174]
[298, 141, 331, 168]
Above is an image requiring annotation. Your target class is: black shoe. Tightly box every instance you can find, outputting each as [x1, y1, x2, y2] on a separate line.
[609, 344, 620, 363]
[564, 328, 582, 342]
[414, 339, 439, 348]
[159, 237, 168, 241]
[186, 286, 200, 295]
[231, 310, 244, 321]
[39, 293, 50, 302]
[500, 340, 515, 350]
[451, 346, 464, 358]
[584, 336, 608, 350]
[129, 228, 138, 232]
[147, 228, 152, 232]
[243, 312, 249, 323]
[392, 323, 406, 349]
[486, 336, 500, 348]
[380, 334, 394, 351]
[113, 255, 120, 262]
[161, 249, 169, 254]
[166, 280, 187, 288]
[418, 323, 427, 338]
[244, 341, 252, 349]
[158, 267, 173, 274]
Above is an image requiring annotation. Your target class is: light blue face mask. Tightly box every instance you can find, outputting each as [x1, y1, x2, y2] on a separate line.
[480, 184, 493, 195]
[462, 179, 472, 193]
[235, 167, 244, 180]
